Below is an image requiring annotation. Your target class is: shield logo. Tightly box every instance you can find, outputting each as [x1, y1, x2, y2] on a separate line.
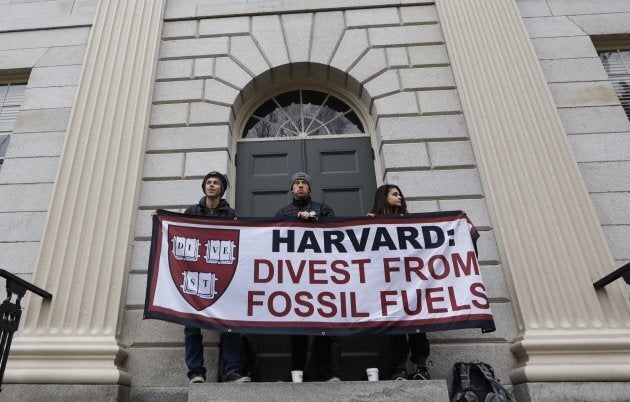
[168, 225, 240, 311]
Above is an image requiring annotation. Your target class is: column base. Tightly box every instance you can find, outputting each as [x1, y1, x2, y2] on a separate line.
[513, 382, 630, 402]
[4, 336, 130, 385]
[511, 330, 630, 383]
[1, 384, 130, 402]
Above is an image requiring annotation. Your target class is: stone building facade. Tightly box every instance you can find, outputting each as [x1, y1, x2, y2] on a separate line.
[0, 0, 629, 400]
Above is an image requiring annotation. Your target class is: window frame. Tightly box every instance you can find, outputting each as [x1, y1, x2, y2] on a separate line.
[596, 44, 630, 121]
[0, 77, 28, 169]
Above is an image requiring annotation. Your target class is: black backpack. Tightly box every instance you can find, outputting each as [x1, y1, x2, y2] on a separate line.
[451, 362, 512, 402]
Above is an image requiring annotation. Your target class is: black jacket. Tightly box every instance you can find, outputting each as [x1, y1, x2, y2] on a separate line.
[275, 196, 334, 220]
[185, 197, 236, 218]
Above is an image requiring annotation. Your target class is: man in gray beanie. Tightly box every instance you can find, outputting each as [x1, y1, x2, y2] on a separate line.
[275, 172, 339, 381]
[274, 172, 334, 221]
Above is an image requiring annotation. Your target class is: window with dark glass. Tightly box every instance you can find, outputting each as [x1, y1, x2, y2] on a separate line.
[0, 82, 27, 169]
[243, 90, 364, 138]
[599, 49, 630, 120]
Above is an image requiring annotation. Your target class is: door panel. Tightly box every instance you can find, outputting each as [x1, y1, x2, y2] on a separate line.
[305, 137, 376, 216]
[237, 137, 376, 217]
[236, 140, 302, 217]
[250, 191, 287, 217]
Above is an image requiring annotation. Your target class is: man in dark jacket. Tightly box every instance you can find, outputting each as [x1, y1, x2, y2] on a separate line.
[275, 172, 339, 381]
[184, 171, 251, 383]
[275, 172, 334, 221]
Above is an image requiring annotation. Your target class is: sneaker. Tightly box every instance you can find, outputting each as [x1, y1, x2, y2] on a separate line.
[225, 375, 251, 383]
[189, 375, 205, 384]
[326, 376, 341, 382]
[391, 368, 408, 381]
[411, 366, 430, 380]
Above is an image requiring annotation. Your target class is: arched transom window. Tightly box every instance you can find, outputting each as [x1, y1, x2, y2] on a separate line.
[243, 90, 364, 138]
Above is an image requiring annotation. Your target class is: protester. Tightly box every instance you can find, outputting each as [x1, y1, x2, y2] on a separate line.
[368, 184, 431, 381]
[275, 172, 341, 382]
[183, 171, 251, 383]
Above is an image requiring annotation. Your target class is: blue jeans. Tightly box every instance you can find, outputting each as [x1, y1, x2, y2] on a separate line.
[184, 326, 245, 381]
[219, 331, 245, 381]
[184, 326, 206, 378]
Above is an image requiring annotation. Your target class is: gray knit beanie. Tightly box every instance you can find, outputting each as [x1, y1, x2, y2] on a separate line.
[290, 172, 311, 188]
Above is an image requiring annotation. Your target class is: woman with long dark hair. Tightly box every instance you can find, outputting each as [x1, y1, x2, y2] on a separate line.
[368, 184, 431, 381]
[368, 183, 408, 216]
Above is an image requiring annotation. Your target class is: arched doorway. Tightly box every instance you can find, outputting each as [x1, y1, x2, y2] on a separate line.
[236, 89, 376, 217]
[235, 87, 379, 381]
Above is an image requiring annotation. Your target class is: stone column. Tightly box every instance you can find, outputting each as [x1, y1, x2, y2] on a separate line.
[6, 0, 165, 385]
[436, 0, 630, 383]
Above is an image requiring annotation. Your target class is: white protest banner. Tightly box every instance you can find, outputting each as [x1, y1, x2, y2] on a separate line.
[144, 210, 495, 335]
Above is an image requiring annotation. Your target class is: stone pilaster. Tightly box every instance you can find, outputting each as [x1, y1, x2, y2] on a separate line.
[6, 0, 165, 384]
[436, 0, 630, 382]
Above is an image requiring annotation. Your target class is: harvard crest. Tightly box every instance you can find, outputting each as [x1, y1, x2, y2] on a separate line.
[168, 225, 239, 311]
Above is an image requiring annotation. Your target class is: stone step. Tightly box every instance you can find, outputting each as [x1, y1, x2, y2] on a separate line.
[189, 380, 450, 401]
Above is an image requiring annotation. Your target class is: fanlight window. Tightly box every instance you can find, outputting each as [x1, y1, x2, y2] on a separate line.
[243, 90, 364, 138]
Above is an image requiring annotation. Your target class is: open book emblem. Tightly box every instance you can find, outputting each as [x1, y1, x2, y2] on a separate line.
[167, 225, 239, 311]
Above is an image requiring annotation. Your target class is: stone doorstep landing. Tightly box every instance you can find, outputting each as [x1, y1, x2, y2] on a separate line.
[189, 380, 450, 401]
[0, 380, 450, 401]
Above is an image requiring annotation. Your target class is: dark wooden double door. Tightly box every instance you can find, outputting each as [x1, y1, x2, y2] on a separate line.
[236, 137, 379, 381]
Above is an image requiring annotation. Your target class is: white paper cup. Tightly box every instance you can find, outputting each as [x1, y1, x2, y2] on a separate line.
[291, 370, 303, 383]
[366, 367, 379, 381]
